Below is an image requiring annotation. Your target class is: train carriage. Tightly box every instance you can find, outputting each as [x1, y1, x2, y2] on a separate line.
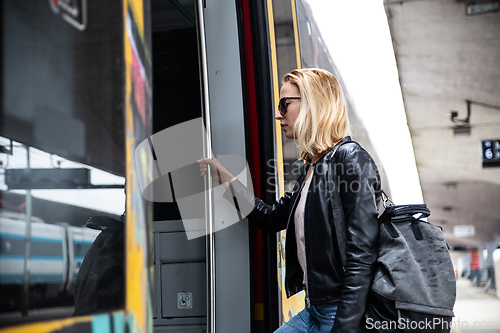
[0, 0, 387, 332]
[0, 212, 101, 314]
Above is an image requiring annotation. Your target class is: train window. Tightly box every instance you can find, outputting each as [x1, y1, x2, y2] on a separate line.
[296, 1, 315, 69]
[272, 0, 303, 193]
[0, 0, 126, 326]
[271, 0, 305, 326]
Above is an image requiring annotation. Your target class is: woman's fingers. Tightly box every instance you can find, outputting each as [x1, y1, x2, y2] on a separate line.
[197, 158, 220, 181]
[197, 157, 235, 184]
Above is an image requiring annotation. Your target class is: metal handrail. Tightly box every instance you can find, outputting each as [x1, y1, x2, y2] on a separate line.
[196, 1, 216, 332]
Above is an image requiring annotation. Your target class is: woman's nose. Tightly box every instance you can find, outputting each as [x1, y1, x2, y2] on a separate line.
[275, 112, 283, 120]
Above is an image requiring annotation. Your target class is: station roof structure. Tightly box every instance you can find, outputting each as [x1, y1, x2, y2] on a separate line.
[384, 0, 500, 249]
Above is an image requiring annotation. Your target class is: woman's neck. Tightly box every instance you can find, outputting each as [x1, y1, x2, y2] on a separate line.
[310, 151, 326, 165]
[310, 141, 342, 164]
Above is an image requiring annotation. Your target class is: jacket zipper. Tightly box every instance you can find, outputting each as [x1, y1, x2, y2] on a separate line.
[304, 167, 312, 309]
[300, 164, 314, 308]
[304, 144, 347, 305]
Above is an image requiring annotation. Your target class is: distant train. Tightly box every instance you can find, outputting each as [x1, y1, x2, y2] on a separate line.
[0, 210, 100, 312]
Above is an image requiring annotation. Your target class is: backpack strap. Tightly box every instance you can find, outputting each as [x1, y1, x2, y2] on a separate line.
[379, 204, 430, 240]
[326, 139, 353, 269]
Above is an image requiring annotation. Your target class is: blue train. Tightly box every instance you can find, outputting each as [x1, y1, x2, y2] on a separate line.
[0, 210, 100, 312]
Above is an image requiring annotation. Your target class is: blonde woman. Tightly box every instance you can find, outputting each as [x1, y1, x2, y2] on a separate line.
[199, 68, 381, 333]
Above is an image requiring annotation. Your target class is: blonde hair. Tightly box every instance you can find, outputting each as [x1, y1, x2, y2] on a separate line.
[283, 68, 350, 162]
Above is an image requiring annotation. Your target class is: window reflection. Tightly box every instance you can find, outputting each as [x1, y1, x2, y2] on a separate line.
[1, 0, 127, 325]
[273, 0, 303, 191]
[0, 140, 125, 324]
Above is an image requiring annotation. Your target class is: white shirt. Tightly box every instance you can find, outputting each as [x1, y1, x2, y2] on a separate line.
[294, 168, 314, 288]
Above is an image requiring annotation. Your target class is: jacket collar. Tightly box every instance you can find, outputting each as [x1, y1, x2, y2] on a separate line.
[322, 136, 352, 163]
[293, 136, 352, 175]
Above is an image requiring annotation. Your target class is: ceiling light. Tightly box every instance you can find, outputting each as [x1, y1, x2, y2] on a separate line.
[444, 182, 457, 189]
[449, 100, 471, 136]
[453, 125, 471, 136]
[449, 100, 500, 136]
[466, 0, 500, 16]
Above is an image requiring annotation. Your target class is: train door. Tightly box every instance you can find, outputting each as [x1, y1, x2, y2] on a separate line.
[148, 0, 251, 332]
[203, 1, 253, 331]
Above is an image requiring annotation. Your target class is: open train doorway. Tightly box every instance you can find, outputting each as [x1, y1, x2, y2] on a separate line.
[150, 1, 252, 332]
[150, 0, 206, 331]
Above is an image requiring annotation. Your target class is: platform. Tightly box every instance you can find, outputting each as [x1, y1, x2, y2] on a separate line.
[452, 278, 500, 332]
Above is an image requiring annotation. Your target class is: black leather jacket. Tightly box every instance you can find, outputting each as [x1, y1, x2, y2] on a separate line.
[225, 137, 381, 333]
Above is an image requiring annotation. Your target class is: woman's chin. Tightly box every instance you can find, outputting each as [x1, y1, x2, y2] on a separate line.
[280, 129, 290, 139]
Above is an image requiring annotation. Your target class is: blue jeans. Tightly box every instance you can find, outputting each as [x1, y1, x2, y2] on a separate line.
[274, 301, 339, 333]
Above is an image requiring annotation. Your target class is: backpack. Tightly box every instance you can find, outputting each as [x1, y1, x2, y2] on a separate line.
[328, 140, 456, 332]
[363, 198, 456, 333]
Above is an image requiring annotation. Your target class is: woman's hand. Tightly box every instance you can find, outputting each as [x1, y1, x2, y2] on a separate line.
[197, 157, 235, 185]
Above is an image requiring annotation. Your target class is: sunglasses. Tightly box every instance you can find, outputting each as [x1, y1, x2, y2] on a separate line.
[278, 97, 301, 116]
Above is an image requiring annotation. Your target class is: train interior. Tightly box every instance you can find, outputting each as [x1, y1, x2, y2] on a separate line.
[150, 1, 207, 332]
[151, 0, 202, 222]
